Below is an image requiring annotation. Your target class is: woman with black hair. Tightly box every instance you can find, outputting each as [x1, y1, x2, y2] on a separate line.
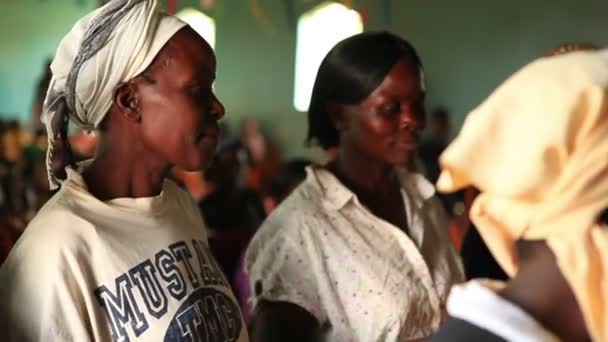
[246, 31, 464, 342]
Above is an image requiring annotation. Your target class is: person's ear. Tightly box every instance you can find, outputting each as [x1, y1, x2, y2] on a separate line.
[112, 82, 141, 122]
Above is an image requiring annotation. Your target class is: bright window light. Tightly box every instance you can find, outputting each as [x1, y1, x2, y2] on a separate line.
[293, 2, 363, 112]
[176, 8, 216, 49]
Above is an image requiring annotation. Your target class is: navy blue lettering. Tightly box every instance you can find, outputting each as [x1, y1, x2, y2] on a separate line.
[95, 274, 148, 342]
[216, 293, 239, 340]
[201, 296, 226, 340]
[155, 249, 187, 301]
[164, 288, 242, 342]
[170, 241, 200, 288]
[192, 239, 220, 286]
[176, 302, 206, 341]
[129, 260, 168, 319]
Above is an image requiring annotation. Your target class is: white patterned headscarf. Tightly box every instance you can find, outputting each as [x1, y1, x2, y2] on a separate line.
[41, 0, 186, 189]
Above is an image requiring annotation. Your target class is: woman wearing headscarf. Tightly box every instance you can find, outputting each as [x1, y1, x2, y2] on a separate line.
[433, 49, 608, 341]
[0, 1, 248, 341]
[458, 43, 600, 283]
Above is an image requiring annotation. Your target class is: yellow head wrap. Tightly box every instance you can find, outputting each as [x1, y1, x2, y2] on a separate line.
[437, 50, 608, 340]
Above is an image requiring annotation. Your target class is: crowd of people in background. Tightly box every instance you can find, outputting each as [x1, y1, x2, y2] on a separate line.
[0, 48, 594, 339]
[0, 104, 472, 300]
[1, 1, 606, 341]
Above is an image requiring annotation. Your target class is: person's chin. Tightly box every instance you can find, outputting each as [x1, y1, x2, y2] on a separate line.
[178, 154, 208, 172]
[387, 153, 415, 168]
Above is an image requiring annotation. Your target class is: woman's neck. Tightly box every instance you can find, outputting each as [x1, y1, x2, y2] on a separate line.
[82, 135, 171, 201]
[328, 147, 397, 197]
[499, 246, 591, 342]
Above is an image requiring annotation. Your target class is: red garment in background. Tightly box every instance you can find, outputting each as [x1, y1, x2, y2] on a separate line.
[0, 217, 21, 265]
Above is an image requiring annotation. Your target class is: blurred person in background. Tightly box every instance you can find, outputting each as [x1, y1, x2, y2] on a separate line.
[201, 139, 266, 289]
[0, 121, 26, 264]
[418, 107, 450, 185]
[0, 121, 28, 224]
[418, 107, 463, 218]
[262, 158, 312, 213]
[240, 118, 281, 194]
[31, 59, 53, 132]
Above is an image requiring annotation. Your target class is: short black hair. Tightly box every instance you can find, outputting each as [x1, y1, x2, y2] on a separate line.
[306, 31, 423, 150]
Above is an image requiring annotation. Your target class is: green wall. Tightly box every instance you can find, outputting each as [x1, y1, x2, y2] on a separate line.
[0, 0, 96, 122]
[2, 0, 607, 158]
[388, 0, 608, 139]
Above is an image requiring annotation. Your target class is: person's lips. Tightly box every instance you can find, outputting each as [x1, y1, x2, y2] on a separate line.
[395, 133, 419, 149]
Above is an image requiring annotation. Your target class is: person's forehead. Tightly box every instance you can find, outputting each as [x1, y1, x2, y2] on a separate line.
[371, 60, 423, 99]
[168, 28, 216, 73]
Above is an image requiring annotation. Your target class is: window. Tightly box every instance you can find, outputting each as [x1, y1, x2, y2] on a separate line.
[293, 2, 363, 112]
[175, 8, 216, 49]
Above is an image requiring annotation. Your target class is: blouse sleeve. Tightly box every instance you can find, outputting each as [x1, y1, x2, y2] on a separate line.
[245, 217, 327, 324]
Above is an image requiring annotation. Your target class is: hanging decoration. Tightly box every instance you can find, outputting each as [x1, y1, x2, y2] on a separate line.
[86, 0, 391, 33]
[249, 0, 274, 33]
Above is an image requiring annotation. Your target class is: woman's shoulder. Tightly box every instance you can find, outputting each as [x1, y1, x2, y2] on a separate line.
[2, 190, 97, 278]
[268, 178, 330, 224]
[31, 186, 93, 229]
[249, 182, 331, 251]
